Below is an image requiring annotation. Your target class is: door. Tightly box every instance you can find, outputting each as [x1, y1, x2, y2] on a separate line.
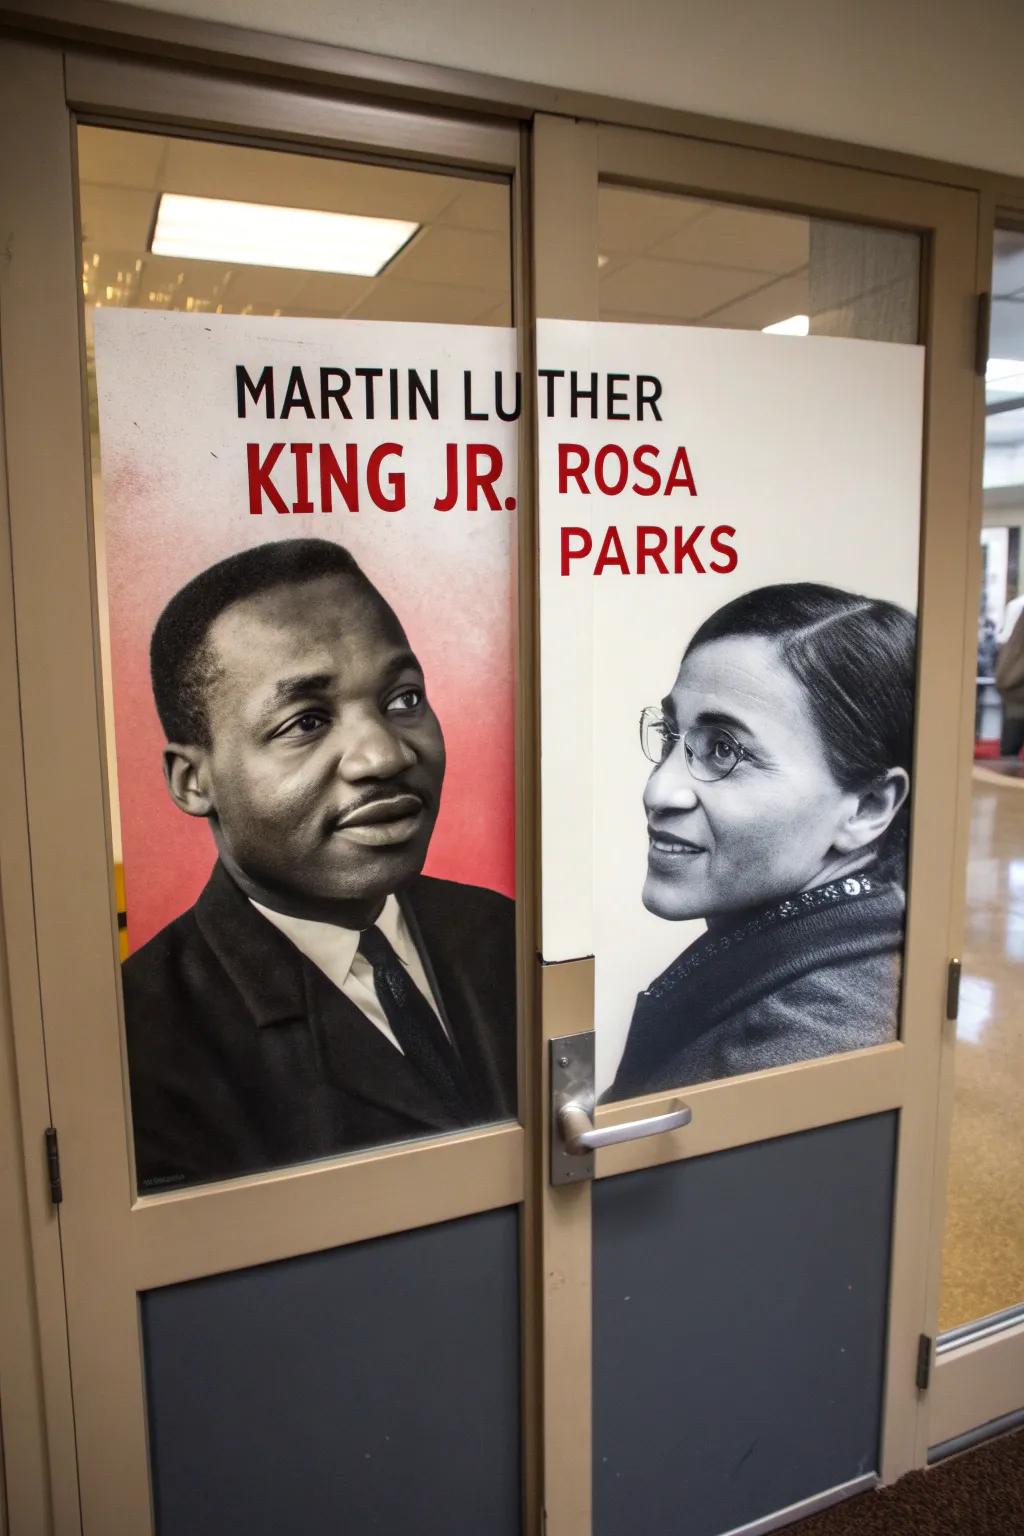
[531, 117, 980, 1535]
[0, 40, 534, 1536]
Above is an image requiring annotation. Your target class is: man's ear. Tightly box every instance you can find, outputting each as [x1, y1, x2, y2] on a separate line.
[162, 745, 214, 818]
[832, 768, 910, 854]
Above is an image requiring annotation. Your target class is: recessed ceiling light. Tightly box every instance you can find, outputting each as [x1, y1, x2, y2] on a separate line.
[150, 193, 420, 277]
[762, 314, 810, 336]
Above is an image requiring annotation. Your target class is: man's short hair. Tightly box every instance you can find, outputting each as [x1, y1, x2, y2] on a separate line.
[151, 538, 369, 746]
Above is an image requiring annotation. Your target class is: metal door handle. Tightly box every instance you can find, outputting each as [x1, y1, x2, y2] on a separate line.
[557, 1097, 692, 1154]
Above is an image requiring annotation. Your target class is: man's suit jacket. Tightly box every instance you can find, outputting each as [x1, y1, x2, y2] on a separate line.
[124, 862, 517, 1191]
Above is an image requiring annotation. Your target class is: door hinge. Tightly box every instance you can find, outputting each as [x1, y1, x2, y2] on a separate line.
[916, 1333, 932, 1391]
[975, 291, 992, 378]
[45, 1126, 63, 1206]
[946, 958, 961, 1022]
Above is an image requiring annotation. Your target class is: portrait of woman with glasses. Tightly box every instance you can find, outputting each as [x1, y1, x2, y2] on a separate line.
[605, 581, 916, 1102]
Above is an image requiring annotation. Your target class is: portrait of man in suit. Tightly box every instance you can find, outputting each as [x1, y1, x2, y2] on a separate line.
[123, 537, 517, 1192]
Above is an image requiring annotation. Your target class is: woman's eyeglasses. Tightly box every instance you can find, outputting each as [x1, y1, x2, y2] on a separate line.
[639, 707, 751, 781]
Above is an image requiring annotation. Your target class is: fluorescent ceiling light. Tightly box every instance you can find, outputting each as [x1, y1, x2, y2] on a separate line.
[762, 314, 810, 336]
[150, 193, 419, 277]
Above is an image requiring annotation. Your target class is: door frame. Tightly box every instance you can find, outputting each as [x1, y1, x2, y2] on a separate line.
[0, 6, 1012, 1534]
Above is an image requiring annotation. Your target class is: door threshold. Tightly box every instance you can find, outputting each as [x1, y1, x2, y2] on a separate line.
[719, 1473, 878, 1536]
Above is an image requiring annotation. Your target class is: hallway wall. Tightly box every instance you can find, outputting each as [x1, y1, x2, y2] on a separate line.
[124, 0, 1024, 175]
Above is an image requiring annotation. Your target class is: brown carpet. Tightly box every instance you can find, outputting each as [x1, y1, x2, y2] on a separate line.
[792, 1429, 1024, 1535]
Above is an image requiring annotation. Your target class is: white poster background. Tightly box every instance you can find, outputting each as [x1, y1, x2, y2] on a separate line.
[537, 319, 924, 1094]
[93, 310, 519, 609]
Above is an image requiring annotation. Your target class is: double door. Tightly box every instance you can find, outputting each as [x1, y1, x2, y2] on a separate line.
[0, 32, 983, 1536]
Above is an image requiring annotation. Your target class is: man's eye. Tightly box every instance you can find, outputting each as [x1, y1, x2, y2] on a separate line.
[277, 712, 328, 737]
[385, 687, 424, 714]
[709, 733, 738, 763]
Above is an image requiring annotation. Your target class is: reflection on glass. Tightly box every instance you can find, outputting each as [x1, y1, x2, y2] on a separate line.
[596, 185, 919, 342]
[939, 226, 1024, 1334]
[79, 127, 518, 1192]
[955, 976, 992, 1047]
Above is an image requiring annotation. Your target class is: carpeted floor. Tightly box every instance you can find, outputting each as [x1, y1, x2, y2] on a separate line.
[792, 1429, 1024, 1535]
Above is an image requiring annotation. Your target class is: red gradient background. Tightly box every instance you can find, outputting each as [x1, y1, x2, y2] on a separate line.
[97, 314, 516, 952]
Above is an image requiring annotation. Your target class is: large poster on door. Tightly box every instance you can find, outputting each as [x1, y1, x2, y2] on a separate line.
[93, 310, 519, 1191]
[537, 319, 924, 1099]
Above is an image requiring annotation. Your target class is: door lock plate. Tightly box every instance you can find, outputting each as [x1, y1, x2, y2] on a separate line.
[550, 1032, 595, 1186]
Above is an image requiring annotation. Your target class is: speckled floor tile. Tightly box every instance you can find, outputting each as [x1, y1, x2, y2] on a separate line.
[938, 768, 1024, 1333]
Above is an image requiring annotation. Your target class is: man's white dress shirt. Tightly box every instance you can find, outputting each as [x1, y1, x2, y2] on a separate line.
[251, 894, 445, 1053]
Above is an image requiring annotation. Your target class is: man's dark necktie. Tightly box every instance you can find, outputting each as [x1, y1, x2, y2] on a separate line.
[357, 925, 470, 1118]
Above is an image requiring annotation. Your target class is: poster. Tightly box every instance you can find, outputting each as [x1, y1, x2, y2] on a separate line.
[94, 311, 519, 1190]
[537, 320, 924, 1098]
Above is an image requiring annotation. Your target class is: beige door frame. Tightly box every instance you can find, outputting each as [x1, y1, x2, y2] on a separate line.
[0, 15, 997, 1536]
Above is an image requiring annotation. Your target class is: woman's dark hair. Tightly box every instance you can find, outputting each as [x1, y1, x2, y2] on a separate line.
[684, 582, 916, 881]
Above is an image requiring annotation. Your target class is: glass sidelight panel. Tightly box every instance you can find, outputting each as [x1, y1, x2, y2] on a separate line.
[938, 226, 1024, 1334]
[79, 126, 519, 1193]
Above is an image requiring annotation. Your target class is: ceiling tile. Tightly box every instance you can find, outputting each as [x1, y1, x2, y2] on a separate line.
[704, 271, 810, 330]
[598, 187, 710, 256]
[434, 180, 511, 234]
[134, 255, 230, 311]
[388, 225, 510, 289]
[78, 126, 166, 190]
[347, 281, 500, 325]
[474, 302, 514, 326]
[651, 205, 809, 274]
[79, 184, 157, 250]
[598, 257, 776, 322]
[219, 265, 310, 310]
[158, 138, 458, 222]
[287, 271, 375, 317]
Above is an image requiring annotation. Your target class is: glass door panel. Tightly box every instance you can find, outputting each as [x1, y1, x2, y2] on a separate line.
[938, 226, 1024, 1336]
[81, 125, 519, 1194]
[593, 185, 922, 1104]
[598, 185, 919, 343]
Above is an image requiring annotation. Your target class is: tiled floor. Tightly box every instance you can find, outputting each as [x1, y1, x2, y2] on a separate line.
[938, 766, 1024, 1333]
